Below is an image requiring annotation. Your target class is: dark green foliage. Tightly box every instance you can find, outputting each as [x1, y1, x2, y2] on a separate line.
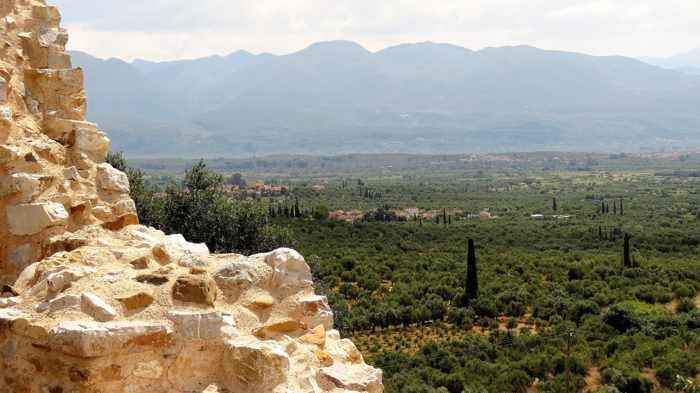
[619, 199, 624, 216]
[128, 152, 700, 393]
[106, 155, 290, 254]
[465, 239, 478, 302]
[623, 233, 632, 268]
[603, 305, 641, 333]
[601, 367, 653, 393]
[312, 205, 330, 220]
[226, 172, 246, 187]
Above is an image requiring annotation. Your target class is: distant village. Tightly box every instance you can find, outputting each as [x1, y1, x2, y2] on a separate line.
[222, 183, 289, 197]
[329, 208, 497, 223]
[221, 178, 573, 223]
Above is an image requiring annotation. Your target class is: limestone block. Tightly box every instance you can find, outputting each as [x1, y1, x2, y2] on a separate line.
[81, 291, 118, 321]
[245, 293, 275, 309]
[9, 318, 49, 339]
[6, 202, 69, 235]
[0, 297, 19, 308]
[32, 5, 61, 25]
[43, 117, 86, 143]
[46, 266, 92, 293]
[0, 173, 41, 202]
[134, 274, 169, 286]
[116, 291, 154, 311]
[167, 310, 225, 339]
[297, 295, 334, 330]
[63, 165, 79, 180]
[299, 324, 326, 347]
[318, 363, 383, 393]
[128, 228, 161, 247]
[172, 274, 217, 305]
[0, 76, 6, 103]
[313, 349, 335, 367]
[19, 32, 49, 69]
[132, 360, 164, 379]
[48, 320, 172, 357]
[49, 293, 79, 310]
[38, 28, 59, 48]
[114, 198, 137, 215]
[3, 15, 16, 28]
[254, 318, 306, 339]
[0, 105, 11, 119]
[0, 144, 23, 164]
[153, 234, 209, 267]
[166, 341, 226, 391]
[213, 261, 261, 300]
[7, 243, 34, 272]
[327, 338, 364, 364]
[264, 248, 313, 290]
[96, 163, 129, 193]
[222, 336, 290, 393]
[48, 49, 71, 69]
[24, 68, 85, 117]
[14, 262, 41, 291]
[102, 213, 139, 230]
[74, 125, 110, 161]
[0, 308, 24, 326]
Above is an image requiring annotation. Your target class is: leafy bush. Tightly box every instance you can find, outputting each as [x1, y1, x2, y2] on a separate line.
[107, 155, 290, 254]
[603, 305, 641, 333]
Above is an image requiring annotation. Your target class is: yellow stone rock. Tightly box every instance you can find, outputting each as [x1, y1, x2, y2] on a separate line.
[11, 318, 48, 340]
[313, 348, 334, 367]
[300, 324, 326, 347]
[254, 318, 306, 339]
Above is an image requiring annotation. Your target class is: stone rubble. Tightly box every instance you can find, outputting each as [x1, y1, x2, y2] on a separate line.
[0, 1, 383, 392]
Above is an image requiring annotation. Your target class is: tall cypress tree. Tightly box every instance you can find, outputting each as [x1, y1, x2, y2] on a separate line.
[623, 233, 632, 268]
[552, 197, 558, 211]
[613, 200, 617, 215]
[465, 239, 478, 302]
[619, 199, 624, 216]
[443, 209, 448, 226]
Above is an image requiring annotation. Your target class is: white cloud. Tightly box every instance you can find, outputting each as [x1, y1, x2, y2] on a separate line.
[52, 0, 700, 61]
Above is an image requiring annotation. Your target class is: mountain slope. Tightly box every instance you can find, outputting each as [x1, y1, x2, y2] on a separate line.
[642, 48, 700, 68]
[70, 43, 700, 157]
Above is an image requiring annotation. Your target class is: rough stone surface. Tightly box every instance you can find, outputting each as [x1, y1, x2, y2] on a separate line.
[0, 1, 383, 392]
[168, 310, 226, 339]
[96, 162, 130, 193]
[116, 290, 154, 310]
[223, 335, 291, 393]
[6, 202, 69, 235]
[173, 274, 217, 305]
[81, 291, 118, 321]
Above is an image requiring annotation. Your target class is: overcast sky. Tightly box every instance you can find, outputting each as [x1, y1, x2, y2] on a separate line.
[51, 0, 699, 62]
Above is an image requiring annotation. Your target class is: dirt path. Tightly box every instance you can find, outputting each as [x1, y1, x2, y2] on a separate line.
[583, 367, 601, 392]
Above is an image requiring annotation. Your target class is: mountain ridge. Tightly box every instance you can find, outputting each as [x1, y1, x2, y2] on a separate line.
[69, 41, 700, 158]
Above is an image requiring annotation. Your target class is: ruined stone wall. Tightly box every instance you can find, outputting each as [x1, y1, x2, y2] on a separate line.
[0, 1, 383, 392]
[0, 0, 136, 282]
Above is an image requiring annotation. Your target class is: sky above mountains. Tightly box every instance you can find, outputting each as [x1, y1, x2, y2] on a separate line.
[52, 0, 700, 62]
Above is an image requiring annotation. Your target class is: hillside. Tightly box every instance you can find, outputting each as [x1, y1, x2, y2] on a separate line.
[71, 43, 700, 157]
[642, 48, 700, 69]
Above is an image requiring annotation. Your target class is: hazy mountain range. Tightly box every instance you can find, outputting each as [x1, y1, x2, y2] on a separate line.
[641, 49, 700, 75]
[70, 42, 700, 158]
